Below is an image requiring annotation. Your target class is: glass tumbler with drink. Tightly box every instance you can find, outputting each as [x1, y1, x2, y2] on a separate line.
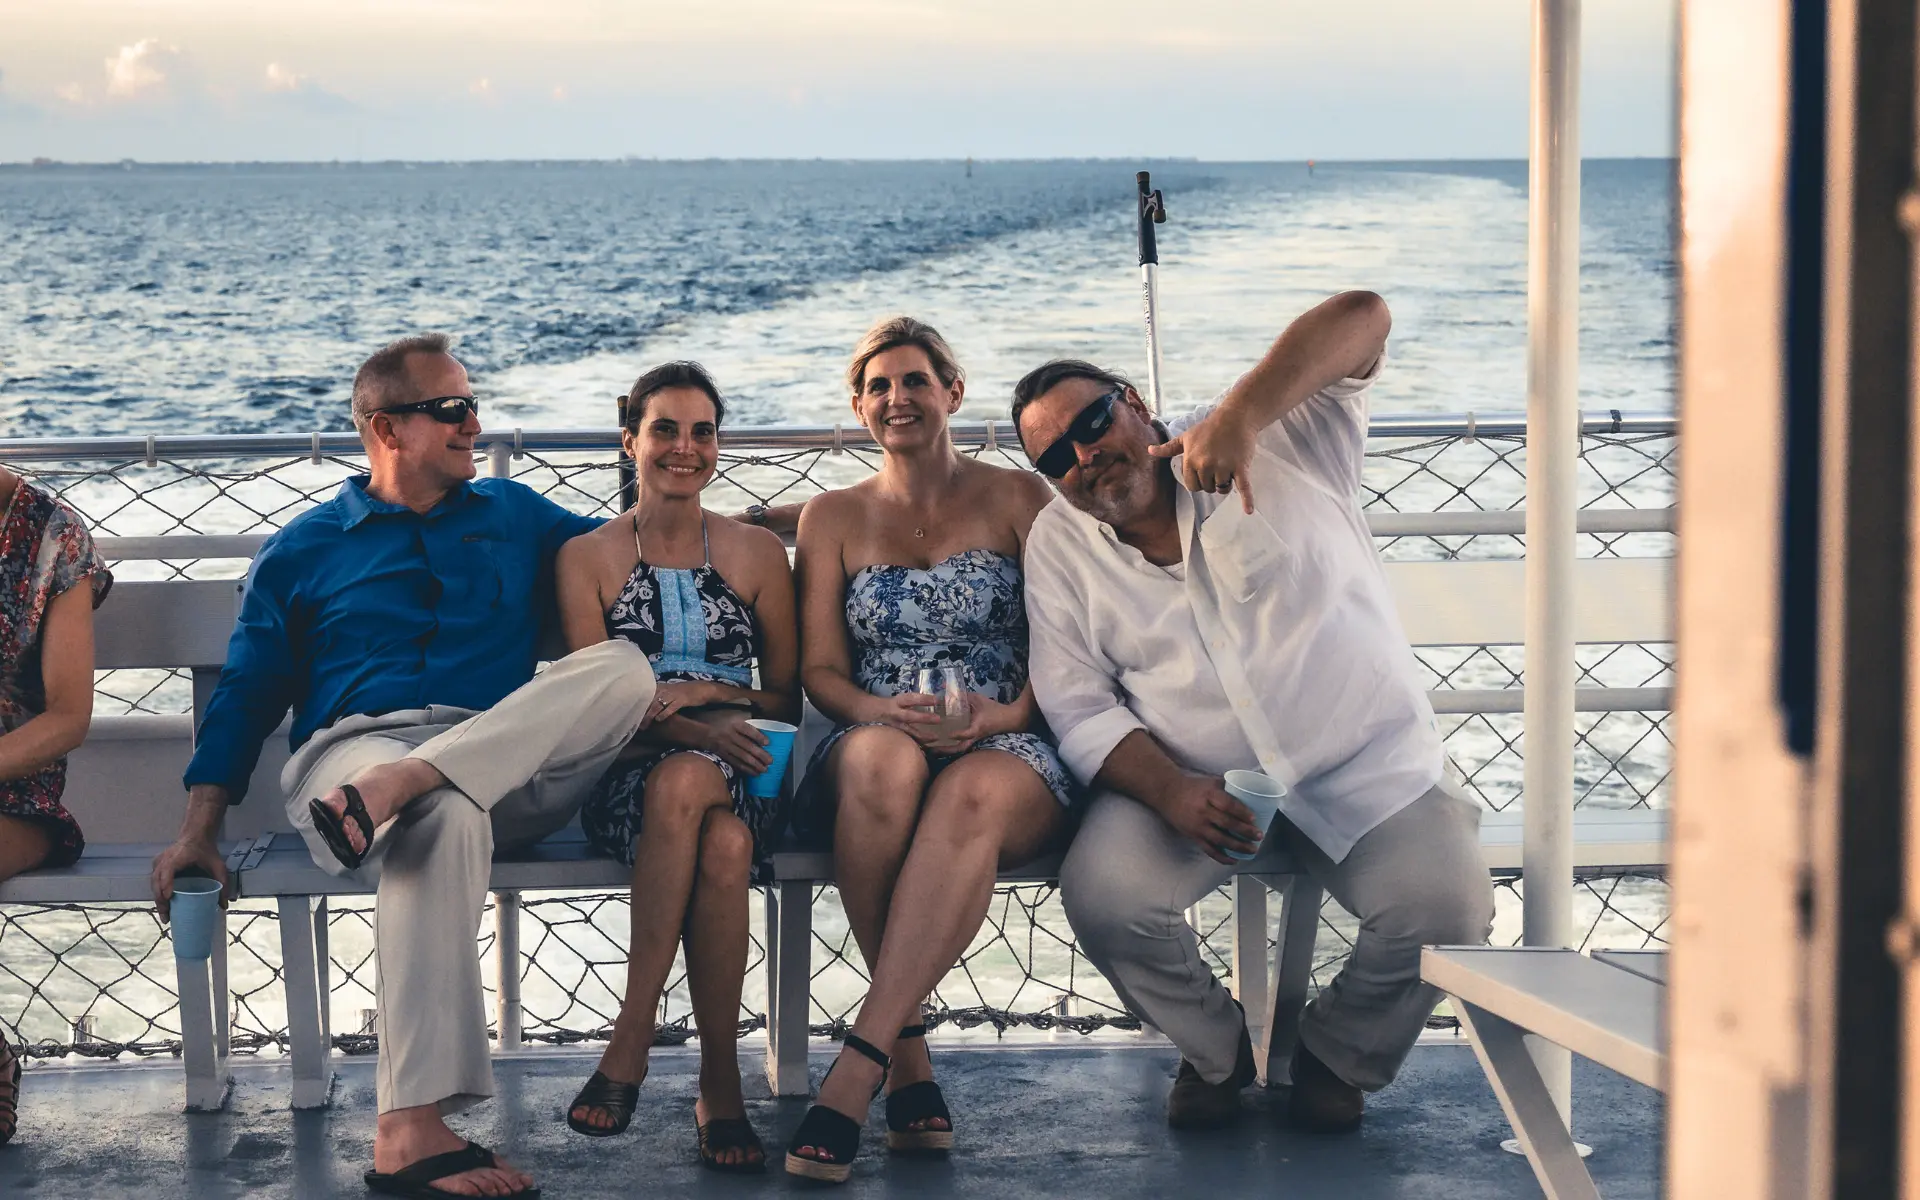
[915, 665, 971, 739]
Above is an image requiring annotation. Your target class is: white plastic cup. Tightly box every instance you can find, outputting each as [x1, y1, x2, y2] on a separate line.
[169, 876, 223, 961]
[744, 719, 799, 799]
[1221, 770, 1288, 862]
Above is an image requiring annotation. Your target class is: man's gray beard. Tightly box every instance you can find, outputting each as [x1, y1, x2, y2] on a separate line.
[1074, 460, 1159, 526]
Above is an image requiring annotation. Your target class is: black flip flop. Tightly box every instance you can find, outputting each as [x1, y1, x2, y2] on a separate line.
[308, 783, 375, 870]
[696, 1115, 768, 1174]
[566, 1069, 641, 1138]
[364, 1141, 538, 1199]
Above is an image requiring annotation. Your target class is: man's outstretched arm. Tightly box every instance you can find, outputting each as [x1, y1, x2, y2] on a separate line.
[1151, 290, 1391, 512]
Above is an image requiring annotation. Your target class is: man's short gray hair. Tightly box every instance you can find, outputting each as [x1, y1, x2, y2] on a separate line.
[351, 333, 454, 431]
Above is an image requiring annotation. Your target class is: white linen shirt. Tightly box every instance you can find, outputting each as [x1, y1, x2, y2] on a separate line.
[1023, 362, 1443, 863]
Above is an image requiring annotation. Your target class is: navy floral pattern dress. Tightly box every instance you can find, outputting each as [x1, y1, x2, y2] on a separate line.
[0, 481, 112, 868]
[792, 548, 1076, 841]
[579, 519, 784, 882]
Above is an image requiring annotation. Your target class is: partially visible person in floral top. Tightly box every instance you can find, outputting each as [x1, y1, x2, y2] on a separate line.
[0, 464, 113, 1147]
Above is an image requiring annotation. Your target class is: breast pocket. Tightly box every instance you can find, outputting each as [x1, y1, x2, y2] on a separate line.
[1199, 501, 1291, 603]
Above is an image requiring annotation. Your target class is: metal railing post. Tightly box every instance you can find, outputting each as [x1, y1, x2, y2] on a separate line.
[494, 891, 523, 1052]
[1523, 0, 1582, 1135]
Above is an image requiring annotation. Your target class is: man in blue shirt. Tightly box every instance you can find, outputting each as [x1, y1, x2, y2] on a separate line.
[150, 334, 659, 1200]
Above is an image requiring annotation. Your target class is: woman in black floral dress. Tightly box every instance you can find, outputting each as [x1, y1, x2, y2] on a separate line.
[0, 465, 113, 1146]
[553, 362, 798, 1171]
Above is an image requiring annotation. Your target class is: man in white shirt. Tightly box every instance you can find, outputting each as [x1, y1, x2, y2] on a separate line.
[1015, 291, 1493, 1133]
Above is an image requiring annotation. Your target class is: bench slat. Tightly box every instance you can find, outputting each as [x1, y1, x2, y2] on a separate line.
[1389, 558, 1672, 646]
[94, 579, 240, 669]
[1421, 946, 1664, 1088]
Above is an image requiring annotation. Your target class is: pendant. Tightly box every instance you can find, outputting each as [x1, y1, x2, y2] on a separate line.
[915, 527, 926, 538]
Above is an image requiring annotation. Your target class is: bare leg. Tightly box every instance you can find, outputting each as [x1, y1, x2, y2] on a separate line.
[798, 751, 1063, 1154]
[683, 809, 761, 1168]
[572, 753, 734, 1132]
[820, 727, 935, 1086]
[0, 814, 54, 883]
[0, 816, 40, 1147]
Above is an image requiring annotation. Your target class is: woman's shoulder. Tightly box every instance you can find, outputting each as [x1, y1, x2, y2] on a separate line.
[962, 458, 1053, 525]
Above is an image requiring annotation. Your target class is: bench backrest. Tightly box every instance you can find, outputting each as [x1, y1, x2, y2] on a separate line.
[65, 555, 1673, 849]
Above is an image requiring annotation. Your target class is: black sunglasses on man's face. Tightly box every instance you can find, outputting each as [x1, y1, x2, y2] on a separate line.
[1031, 388, 1122, 479]
[378, 395, 479, 424]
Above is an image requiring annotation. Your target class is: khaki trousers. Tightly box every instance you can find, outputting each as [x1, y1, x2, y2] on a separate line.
[279, 638, 656, 1116]
[1059, 781, 1494, 1091]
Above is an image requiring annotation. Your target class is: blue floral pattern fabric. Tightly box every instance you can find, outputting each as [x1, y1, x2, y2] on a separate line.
[793, 548, 1076, 840]
[579, 555, 783, 883]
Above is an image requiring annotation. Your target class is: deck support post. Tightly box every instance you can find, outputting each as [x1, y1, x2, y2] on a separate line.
[1523, 0, 1582, 1132]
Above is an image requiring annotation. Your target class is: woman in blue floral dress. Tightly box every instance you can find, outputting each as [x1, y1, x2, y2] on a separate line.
[0, 466, 113, 1146]
[554, 362, 799, 1171]
[785, 318, 1076, 1183]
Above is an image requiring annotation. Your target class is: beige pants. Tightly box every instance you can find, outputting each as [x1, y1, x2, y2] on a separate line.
[1059, 781, 1494, 1091]
[279, 638, 656, 1116]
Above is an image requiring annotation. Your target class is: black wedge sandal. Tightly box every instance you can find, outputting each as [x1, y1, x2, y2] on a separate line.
[566, 1069, 642, 1138]
[784, 1032, 890, 1184]
[696, 1115, 768, 1174]
[0, 1041, 19, 1147]
[886, 1024, 953, 1154]
[308, 783, 375, 871]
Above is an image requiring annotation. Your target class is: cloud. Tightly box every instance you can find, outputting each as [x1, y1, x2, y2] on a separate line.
[469, 76, 494, 100]
[54, 82, 85, 106]
[104, 39, 180, 101]
[262, 61, 356, 113]
[264, 63, 307, 93]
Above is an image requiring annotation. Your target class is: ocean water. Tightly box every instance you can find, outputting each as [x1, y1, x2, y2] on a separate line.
[0, 159, 1673, 438]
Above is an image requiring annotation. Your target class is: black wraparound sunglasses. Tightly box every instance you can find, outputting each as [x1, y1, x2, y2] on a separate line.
[1030, 388, 1122, 479]
[378, 395, 479, 424]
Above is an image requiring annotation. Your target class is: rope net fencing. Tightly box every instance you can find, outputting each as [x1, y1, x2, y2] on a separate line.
[0, 419, 1672, 1058]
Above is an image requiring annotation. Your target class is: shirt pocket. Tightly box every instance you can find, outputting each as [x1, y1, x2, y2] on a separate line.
[451, 534, 507, 610]
[1198, 500, 1291, 603]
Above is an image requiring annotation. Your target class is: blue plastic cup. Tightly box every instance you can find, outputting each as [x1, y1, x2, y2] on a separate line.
[744, 719, 799, 799]
[1222, 770, 1287, 863]
[169, 876, 223, 961]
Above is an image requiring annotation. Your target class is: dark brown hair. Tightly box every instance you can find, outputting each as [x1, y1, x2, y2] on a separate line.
[1010, 359, 1136, 452]
[623, 360, 726, 431]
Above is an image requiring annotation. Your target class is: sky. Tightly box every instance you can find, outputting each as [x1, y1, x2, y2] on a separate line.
[0, 0, 1677, 162]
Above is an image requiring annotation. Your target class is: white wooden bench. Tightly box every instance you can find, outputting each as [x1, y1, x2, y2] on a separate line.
[1421, 946, 1666, 1200]
[9, 545, 1672, 1111]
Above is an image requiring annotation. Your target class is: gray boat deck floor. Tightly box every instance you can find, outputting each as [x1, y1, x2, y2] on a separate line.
[0, 1039, 1660, 1198]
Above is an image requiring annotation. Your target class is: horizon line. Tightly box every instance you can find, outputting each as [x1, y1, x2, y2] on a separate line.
[0, 154, 1679, 169]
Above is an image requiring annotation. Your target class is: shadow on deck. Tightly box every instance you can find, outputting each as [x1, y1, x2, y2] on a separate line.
[0, 1039, 1661, 1198]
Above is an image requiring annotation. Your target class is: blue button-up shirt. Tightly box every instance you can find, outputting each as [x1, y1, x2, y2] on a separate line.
[184, 476, 602, 802]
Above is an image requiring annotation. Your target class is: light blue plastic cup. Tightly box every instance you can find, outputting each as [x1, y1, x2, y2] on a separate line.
[169, 876, 223, 961]
[1222, 770, 1287, 863]
[744, 719, 799, 799]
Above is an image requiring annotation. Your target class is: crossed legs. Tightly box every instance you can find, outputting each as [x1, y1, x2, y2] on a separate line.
[571, 753, 762, 1167]
[796, 727, 1065, 1160]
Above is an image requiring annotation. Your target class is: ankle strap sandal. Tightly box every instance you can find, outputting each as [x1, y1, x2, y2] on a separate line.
[783, 1033, 890, 1184]
[886, 1024, 953, 1155]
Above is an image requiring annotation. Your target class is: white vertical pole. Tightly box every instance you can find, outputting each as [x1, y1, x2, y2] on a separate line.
[484, 438, 524, 1052]
[1523, 0, 1581, 1131]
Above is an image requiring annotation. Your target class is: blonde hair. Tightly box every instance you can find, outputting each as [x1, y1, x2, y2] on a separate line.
[846, 316, 965, 396]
